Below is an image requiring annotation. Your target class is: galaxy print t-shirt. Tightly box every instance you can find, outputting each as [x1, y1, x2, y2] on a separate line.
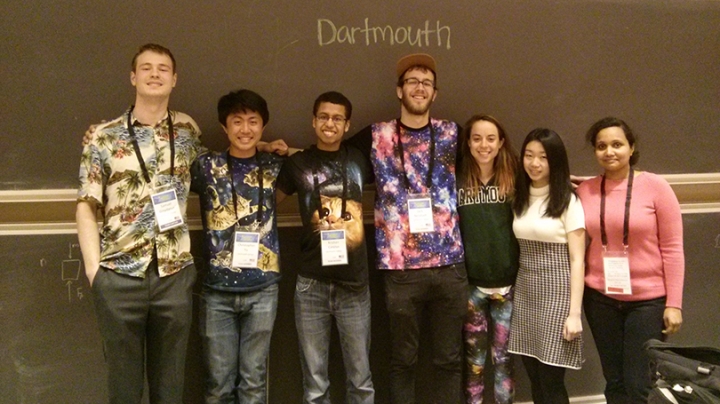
[348, 119, 464, 270]
[190, 151, 284, 292]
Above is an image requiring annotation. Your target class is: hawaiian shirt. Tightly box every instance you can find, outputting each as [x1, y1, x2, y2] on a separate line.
[77, 107, 202, 277]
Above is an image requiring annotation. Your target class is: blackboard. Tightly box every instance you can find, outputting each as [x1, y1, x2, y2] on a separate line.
[2, 0, 719, 190]
[0, 235, 106, 403]
[0, 229, 375, 404]
[2, 213, 718, 403]
[671, 212, 720, 347]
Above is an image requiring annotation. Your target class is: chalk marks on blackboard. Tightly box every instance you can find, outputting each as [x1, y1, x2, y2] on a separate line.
[62, 259, 84, 303]
[715, 234, 720, 249]
[38, 242, 86, 303]
[68, 242, 80, 258]
[318, 18, 452, 49]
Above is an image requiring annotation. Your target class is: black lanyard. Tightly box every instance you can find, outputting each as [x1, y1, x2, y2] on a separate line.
[396, 119, 435, 193]
[600, 167, 634, 249]
[126, 107, 174, 184]
[312, 145, 349, 220]
[227, 151, 263, 225]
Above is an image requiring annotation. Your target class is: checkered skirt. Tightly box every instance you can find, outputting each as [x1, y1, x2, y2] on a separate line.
[508, 239, 583, 369]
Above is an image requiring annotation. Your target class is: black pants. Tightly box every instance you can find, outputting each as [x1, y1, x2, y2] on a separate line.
[92, 260, 196, 404]
[383, 262, 469, 404]
[521, 356, 569, 404]
[584, 287, 666, 404]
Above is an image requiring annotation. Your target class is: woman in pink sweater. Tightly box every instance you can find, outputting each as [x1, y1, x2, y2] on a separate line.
[577, 117, 684, 404]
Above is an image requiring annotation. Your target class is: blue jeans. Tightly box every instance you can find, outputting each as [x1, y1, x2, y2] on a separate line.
[295, 275, 374, 404]
[583, 287, 666, 404]
[384, 262, 469, 404]
[200, 284, 279, 404]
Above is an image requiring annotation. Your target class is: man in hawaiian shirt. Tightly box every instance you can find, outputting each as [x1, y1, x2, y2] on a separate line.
[76, 43, 201, 404]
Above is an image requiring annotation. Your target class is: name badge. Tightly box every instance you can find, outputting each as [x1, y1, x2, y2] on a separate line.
[407, 195, 434, 233]
[321, 230, 348, 266]
[602, 250, 632, 295]
[150, 187, 184, 232]
[232, 231, 261, 269]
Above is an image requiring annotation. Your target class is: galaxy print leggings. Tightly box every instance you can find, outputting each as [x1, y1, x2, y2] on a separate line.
[463, 286, 514, 404]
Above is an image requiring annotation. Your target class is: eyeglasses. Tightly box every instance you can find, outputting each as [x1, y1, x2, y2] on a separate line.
[315, 115, 347, 125]
[403, 78, 435, 89]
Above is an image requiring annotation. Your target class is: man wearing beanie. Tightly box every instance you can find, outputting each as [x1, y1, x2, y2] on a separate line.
[346, 53, 467, 404]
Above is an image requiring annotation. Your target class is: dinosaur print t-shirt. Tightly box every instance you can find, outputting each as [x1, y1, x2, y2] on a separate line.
[191, 150, 284, 292]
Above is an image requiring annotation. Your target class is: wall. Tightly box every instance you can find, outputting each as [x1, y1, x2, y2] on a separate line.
[2, 0, 720, 190]
[1, 0, 719, 402]
[1, 212, 718, 403]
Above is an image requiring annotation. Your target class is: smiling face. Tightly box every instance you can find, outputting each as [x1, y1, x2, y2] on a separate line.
[523, 140, 550, 187]
[223, 110, 264, 158]
[396, 67, 437, 117]
[130, 50, 176, 100]
[313, 102, 350, 151]
[594, 126, 634, 179]
[469, 120, 505, 170]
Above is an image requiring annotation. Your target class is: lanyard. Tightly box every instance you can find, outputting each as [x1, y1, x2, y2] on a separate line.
[600, 167, 634, 250]
[227, 151, 263, 225]
[126, 107, 175, 183]
[312, 145, 349, 220]
[396, 119, 435, 192]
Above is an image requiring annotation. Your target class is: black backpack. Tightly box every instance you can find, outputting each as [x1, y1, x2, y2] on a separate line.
[645, 339, 720, 404]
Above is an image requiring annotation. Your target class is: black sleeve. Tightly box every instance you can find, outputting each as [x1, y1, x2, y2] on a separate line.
[454, 121, 463, 168]
[361, 148, 374, 184]
[275, 155, 298, 196]
[189, 155, 206, 195]
[344, 125, 373, 165]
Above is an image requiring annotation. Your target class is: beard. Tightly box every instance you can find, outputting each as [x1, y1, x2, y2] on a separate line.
[401, 93, 433, 116]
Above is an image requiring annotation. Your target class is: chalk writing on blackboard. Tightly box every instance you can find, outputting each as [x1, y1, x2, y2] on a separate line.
[69, 242, 81, 259]
[62, 259, 83, 302]
[61, 242, 84, 302]
[318, 18, 451, 49]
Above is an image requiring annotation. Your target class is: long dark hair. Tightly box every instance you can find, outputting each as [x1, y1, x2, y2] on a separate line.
[512, 128, 574, 218]
[458, 114, 518, 198]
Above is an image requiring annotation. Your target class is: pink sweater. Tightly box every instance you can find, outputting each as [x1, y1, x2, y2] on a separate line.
[577, 172, 684, 308]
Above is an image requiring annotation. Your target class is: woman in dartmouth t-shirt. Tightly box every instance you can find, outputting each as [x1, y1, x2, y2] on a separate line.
[456, 114, 520, 404]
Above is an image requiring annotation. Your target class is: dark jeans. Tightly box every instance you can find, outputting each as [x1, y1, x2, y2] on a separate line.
[583, 287, 666, 404]
[383, 262, 468, 404]
[520, 356, 568, 404]
[92, 260, 196, 404]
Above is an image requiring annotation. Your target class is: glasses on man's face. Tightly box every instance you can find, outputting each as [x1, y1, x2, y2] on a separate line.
[403, 78, 435, 89]
[315, 115, 347, 125]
